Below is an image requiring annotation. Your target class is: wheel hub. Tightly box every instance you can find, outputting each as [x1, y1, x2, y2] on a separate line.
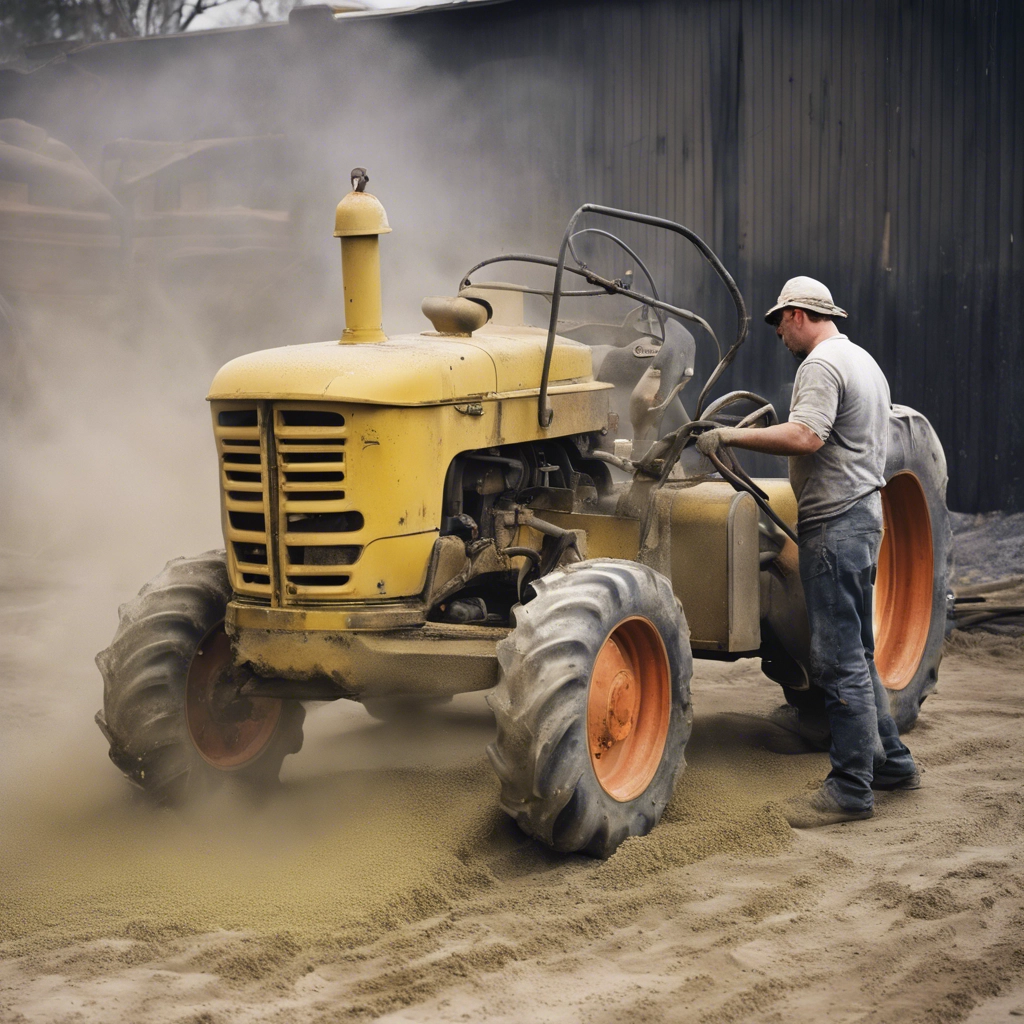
[607, 669, 639, 742]
[186, 623, 282, 769]
[587, 616, 671, 801]
[875, 472, 934, 691]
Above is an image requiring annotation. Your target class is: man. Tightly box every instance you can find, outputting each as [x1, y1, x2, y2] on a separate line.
[696, 276, 920, 828]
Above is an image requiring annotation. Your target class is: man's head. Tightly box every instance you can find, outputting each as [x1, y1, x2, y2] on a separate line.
[765, 276, 846, 359]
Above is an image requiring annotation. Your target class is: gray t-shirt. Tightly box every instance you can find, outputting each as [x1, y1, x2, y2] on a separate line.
[787, 334, 890, 527]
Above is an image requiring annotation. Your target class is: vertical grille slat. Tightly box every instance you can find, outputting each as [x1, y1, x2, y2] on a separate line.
[215, 403, 271, 599]
[274, 404, 363, 601]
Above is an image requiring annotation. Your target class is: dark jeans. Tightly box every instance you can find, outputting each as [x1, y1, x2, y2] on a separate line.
[799, 496, 917, 811]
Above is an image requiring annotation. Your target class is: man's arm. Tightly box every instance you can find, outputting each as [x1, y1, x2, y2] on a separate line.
[696, 422, 824, 458]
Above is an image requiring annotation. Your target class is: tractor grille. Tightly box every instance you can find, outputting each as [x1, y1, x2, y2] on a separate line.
[274, 404, 363, 600]
[215, 405, 271, 598]
[215, 401, 365, 603]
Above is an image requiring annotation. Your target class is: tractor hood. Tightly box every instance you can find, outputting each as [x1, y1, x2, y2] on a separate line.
[207, 323, 598, 405]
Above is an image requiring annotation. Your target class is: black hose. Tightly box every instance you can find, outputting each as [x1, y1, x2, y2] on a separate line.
[951, 577, 1024, 628]
[954, 575, 1024, 598]
[464, 282, 609, 298]
[567, 227, 665, 340]
[635, 419, 714, 481]
[589, 449, 636, 474]
[631, 418, 797, 550]
[633, 421, 711, 553]
[539, 204, 749, 427]
[461, 253, 603, 295]
[709, 451, 798, 544]
[502, 546, 542, 567]
[462, 453, 526, 491]
[702, 390, 777, 422]
[953, 607, 1024, 628]
[461, 254, 718, 350]
[737, 404, 779, 428]
[718, 447, 771, 502]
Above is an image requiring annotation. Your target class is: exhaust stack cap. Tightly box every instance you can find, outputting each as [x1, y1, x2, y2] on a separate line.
[422, 296, 489, 337]
[334, 168, 392, 237]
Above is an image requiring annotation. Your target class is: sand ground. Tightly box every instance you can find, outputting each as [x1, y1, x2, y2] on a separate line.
[1, 323, 1021, 1021]
[1, 549, 1021, 1024]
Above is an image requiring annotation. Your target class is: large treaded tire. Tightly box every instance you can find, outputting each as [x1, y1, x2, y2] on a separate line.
[487, 559, 692, 859]
[880, 405, 953, 731]
[779, 405, 952, 739]
[95, 550, 304, 803]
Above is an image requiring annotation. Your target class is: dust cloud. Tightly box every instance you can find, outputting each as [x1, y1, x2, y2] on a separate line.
[4, 20, 1021, 1024]
[0, 19, 679, 957]
[0, 683, 825, 956]
[0, 18, 648, 788]
[0, 21, 536, 754]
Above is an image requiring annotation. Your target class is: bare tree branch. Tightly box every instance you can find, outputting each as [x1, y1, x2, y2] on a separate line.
[1, 0, 295, 57]
[179, 0, 234, 33]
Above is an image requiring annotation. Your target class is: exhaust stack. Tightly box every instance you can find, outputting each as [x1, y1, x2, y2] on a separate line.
[334, 167, 390, 344]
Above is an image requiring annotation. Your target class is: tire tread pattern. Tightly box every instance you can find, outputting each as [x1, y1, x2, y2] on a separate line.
[487, 559, 692, 858]
[95, 550, 303, 802]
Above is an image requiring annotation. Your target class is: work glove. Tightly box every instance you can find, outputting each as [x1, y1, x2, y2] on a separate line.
[695, 427, 742, 456]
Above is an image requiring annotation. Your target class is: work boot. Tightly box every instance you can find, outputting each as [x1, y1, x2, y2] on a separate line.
[871, 770, 922, 791]
[781, 787, 873, 829]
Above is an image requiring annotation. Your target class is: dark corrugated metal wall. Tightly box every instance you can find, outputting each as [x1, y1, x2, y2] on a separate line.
[405, 0, 1022, 511]
[3, 0, 1020, 510]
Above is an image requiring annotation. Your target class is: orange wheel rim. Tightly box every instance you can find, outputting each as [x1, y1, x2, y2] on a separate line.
[587, 616, 671, 801]
[185, 623, 282, 769]
[875, 473, 934, 690]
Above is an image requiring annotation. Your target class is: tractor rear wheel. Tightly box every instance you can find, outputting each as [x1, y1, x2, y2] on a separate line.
[488, 559, 692, 858]
[95, 550, 304, 803]
[875, 406, 952, 730]
[780, 406, 952, 738]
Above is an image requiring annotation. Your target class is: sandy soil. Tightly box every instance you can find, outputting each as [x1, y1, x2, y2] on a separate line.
[1, 570, 1021, 1024]
[1, 321, 1021, 1023]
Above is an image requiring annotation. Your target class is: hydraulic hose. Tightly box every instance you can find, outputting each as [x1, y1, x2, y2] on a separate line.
[953, 606, 1024, 628]
[737, 404, 778, 428]
[702, 390, 778, 423]
[708, 451, 798, 544]
[463, 210, 791, 550]
[539, 204, 749, 427]
[461, 253, 718, 354]
[502, 546, 542, 567]
[632, 417, 798, 549]
[461, 253, 613, 297]
[589, 449, 636, 474]
[567, 227, 665, 340]
[951, 576, 1024, 629]
[463, 453, 526, 491]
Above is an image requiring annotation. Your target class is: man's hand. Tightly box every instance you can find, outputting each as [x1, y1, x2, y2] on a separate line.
[695, 427, 741, 456]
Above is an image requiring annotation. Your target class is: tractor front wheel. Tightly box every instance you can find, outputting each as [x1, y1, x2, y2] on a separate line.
[95, 551, 304, 803]
[488, 559, 692, 858]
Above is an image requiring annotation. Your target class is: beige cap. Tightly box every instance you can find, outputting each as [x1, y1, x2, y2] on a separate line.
[764, 276, 847, 322]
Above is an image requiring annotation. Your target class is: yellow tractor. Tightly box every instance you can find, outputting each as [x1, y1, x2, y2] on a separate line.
[96, 170, 950, 857]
